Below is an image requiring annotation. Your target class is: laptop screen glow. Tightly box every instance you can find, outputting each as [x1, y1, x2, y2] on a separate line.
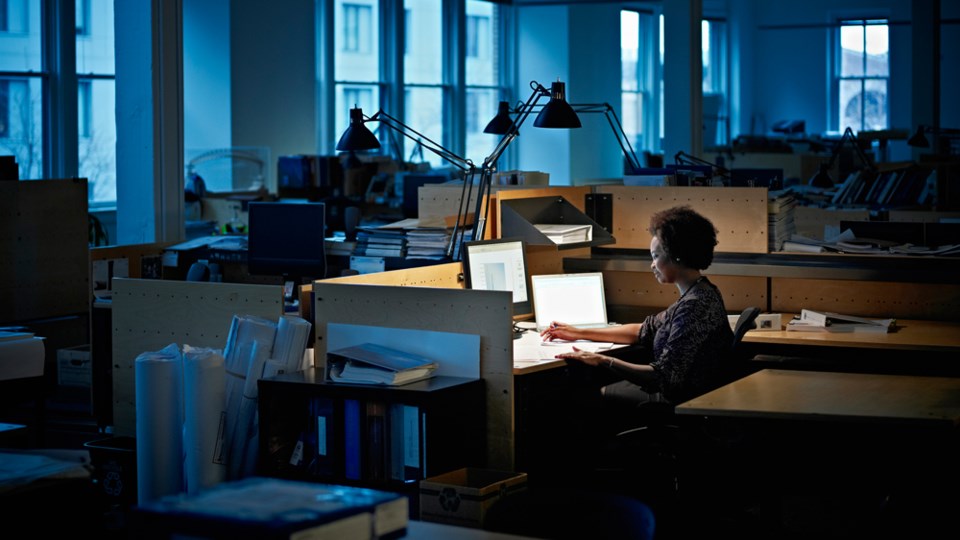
[532, 272, 609, 331]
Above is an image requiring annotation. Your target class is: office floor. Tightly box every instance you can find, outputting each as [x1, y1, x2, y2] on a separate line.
[4, 385, 957, 540]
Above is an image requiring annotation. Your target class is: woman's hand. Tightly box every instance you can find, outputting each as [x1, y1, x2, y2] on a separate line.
[540, 322, 582, 342]
[555, 347, 613, 368]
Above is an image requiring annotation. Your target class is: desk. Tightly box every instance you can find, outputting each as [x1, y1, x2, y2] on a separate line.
[676, 368, 960, 428]
[674, 369, 960, 538]
[744, 314, 960, 353]
[742, 315, 960, 375]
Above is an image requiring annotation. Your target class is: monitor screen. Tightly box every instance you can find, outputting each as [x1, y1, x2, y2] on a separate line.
[462, 237, 532, 318]
[247, 201, 326, 282]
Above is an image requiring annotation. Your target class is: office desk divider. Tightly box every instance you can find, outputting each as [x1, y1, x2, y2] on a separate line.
[111, 278, 284, 437]
[312, 281, 516, 471]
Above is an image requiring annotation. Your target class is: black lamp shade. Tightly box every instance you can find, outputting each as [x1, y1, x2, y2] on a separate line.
[484, 101, 515, 135]
[810, 163, 834, 188]
[907, 126, 929, 148]
[336, 108, 380, 151]
[534, 81, 581, 128]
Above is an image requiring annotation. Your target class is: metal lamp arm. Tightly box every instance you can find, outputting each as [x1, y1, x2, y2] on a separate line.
[367, 110, 477, 174]
[674, 150, 732, 178]
[827, 127, 874, 172]
[572, 103, 641, 174]
[469, 81, 552, 244]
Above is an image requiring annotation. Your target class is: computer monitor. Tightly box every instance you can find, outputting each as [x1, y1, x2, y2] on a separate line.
[247, 201, 326, 284]
[461, 237, 532, 319]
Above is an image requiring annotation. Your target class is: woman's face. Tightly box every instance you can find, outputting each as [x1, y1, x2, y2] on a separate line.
[650, 235, 677, 284]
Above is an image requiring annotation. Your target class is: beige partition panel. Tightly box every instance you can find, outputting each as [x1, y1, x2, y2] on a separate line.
[771, 278, 960, 321]
[1, 178, 89, 322]
[603, 270, 766, 314]
[322, 262, 463, 288]
[111, 278, 283, 436]
[313, 283, 516, 471]
[594, 186, 768, 253]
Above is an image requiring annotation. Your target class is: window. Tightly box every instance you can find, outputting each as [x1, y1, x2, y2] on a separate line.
[836, 18, 889, 132]
[0, 0, 28, 34]
[335, 0, 380, 148]
[76, 0, 90, 36]
[466, 14, 488, 59]
[326, 0, 508, 168]
[465, 0, 503, 163]
[343, 3, 372, 53]
[0, 1, 42, 179]
[78, 81, 91, 137]
[621, 9, 658, 156]
[77, 0, 116, 206]
[702, 18, 728, 147]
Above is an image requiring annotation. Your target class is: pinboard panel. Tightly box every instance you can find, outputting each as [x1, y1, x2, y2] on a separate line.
[596, 186, 768, 253]
[0, 179, 89, 322]
[771, 278, 960, 321]
[111, 278, 283, 436]
[313, 282, 515, 470]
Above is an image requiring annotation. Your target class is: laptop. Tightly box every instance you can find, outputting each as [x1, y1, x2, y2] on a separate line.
[531, 272, 613, 332]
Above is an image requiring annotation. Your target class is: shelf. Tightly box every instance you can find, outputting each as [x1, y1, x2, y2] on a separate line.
[567, 248, 960, 284]
[500, 195, 615, 249]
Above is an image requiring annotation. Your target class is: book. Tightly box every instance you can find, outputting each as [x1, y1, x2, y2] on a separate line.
[533, 223, 593, 244]
[326, 343, 439, 386]
[133, 476, 408, 540]
[794, 309, 896, 333]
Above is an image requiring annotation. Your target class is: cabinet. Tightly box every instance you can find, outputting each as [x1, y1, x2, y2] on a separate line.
[257, 369, 485, 512]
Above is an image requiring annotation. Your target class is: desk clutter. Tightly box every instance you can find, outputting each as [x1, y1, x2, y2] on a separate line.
[130, 313, 311, 505]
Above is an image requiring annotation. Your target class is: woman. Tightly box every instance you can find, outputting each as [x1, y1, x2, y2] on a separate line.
[541, 205, 734, 405]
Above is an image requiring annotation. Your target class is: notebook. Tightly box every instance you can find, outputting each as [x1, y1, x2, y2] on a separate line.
[531, 272, 613, 332]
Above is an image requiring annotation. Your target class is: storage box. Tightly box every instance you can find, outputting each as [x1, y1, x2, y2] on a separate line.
[419, 468, 527, 528]
[57, 344, 91, 387]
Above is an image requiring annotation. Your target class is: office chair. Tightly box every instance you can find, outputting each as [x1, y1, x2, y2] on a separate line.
[592, 307, 763, 532]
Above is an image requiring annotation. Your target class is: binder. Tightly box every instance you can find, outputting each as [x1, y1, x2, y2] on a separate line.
[388, 403, 422, 483]
[365, 401, 387, 481]
[343, 399, 362, 481]
[308, 397, 338, 478]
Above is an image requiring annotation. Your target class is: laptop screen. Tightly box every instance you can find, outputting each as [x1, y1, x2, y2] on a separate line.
[532, 272, 608, 331]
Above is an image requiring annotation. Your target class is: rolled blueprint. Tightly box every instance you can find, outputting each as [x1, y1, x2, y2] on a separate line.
[135, 343, 183, 504]
[182, 345, 227, 494]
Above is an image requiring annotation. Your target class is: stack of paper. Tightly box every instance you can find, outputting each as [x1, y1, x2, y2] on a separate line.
[405, 227, 451, 260]
[786, 309, 896, 333]
[768, 192, 797, 252]
[327, 343, 439, 386]
[534, 223, 593, 244]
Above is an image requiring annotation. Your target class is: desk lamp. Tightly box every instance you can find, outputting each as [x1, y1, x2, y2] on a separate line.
[336, 106, 479, 258]
[483, 83, 642, 175]
[810, 127, 874, 189]
[674, 151, 731, 182]
[908, 124, 960, 155]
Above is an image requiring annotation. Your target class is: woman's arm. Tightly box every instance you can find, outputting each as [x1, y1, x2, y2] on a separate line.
[554, 348, 657, 387]
[540, 322, 641, 344]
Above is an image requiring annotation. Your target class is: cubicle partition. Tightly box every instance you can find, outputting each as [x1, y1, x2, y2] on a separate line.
[111, 278, 283, 436]
[312, 281, 516, 470]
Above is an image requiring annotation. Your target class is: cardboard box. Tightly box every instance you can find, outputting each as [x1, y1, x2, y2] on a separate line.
[57, 344, 91, 387]
[419, 468, 527, 528]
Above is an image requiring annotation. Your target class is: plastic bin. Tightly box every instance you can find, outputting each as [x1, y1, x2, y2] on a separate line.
[84, 436, 137, 508]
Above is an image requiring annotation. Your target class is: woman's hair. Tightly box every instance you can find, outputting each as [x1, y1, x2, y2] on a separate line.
[648, 205, 718, 270]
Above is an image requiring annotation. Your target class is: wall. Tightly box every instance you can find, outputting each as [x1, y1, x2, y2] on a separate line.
[230, 0, 318, 189]
[515, 3, 622, 185]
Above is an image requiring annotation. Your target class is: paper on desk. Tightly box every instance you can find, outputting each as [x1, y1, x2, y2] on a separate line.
[540, 340, 614, 351]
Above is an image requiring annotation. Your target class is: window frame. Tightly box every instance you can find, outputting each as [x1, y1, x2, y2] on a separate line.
[321, 0, 510, 167]
[832, 17, 890, 133]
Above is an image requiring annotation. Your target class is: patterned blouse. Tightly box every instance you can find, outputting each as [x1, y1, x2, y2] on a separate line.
[637, 276, 734, 403]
